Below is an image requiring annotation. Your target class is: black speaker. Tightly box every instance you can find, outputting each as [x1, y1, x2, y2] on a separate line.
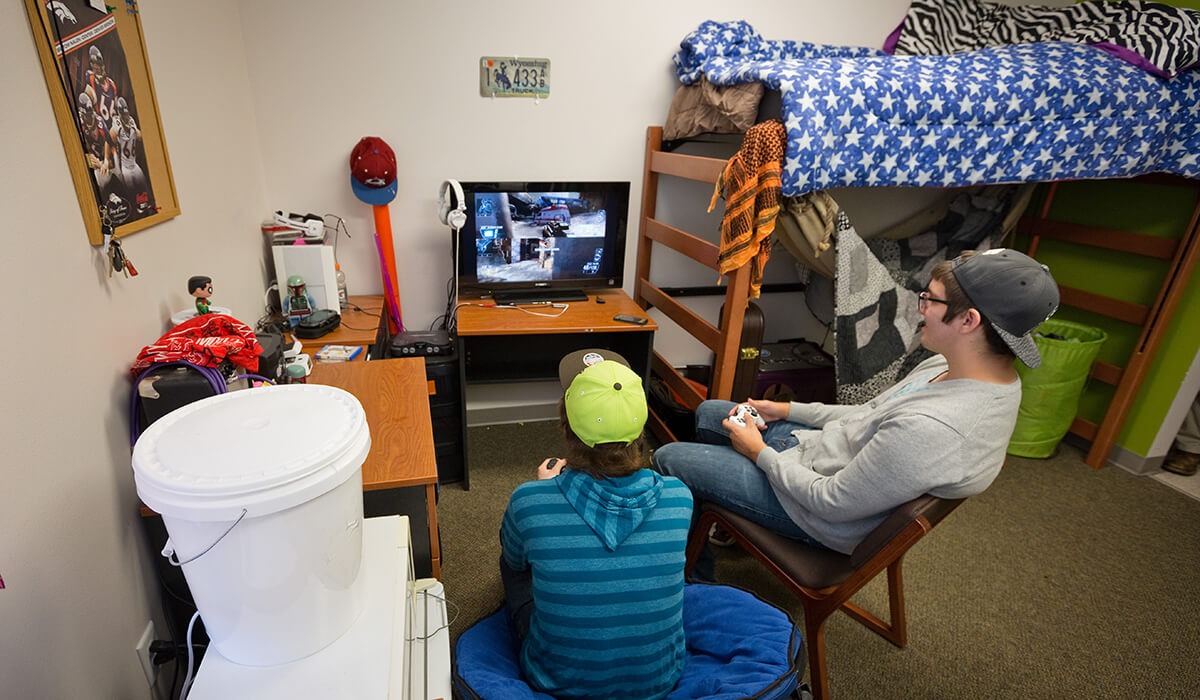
[424, 349, 465, 484]
[255, 329, 285, 381]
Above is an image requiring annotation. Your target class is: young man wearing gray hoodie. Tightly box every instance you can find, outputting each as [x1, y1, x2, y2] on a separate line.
[499, 350, 694, 700]
[654, 249, 1059, 566]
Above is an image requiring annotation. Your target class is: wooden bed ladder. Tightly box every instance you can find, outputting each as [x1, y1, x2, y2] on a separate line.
[1018, 175, 1200, 469]
[634, 126, 749, 442]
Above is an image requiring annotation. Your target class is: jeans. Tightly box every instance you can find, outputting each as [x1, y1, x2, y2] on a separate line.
[498, 554, 533, 641]
[652, 400, 829, 579]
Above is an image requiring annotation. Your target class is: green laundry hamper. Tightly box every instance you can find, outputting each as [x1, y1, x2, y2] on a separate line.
[1008, 319, 1108, 458]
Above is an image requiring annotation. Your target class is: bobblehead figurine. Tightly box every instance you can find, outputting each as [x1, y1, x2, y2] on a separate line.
[188, 275, 213, 315]
[283, 274, 317, 327]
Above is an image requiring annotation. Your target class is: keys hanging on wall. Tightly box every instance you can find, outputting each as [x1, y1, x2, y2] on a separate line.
[108, 237, 139, 278]
[99, 210, 138, 278]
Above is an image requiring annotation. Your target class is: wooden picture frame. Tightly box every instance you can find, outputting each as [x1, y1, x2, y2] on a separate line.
[25, 0, 179, 245]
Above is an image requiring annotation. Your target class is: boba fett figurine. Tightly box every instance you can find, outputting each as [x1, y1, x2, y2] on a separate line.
[283, 274, 317, 327]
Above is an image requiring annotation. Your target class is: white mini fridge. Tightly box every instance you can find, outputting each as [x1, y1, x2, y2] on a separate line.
[187, 516, 451, 699]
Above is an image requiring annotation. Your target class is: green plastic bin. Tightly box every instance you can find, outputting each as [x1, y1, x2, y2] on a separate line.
[1008, 319, 1108, 458]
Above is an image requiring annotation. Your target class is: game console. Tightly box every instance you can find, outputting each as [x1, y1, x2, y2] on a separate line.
[294, 310, 341, 339]
[389, 329, 454, 357]
[729, 403, 766, 428]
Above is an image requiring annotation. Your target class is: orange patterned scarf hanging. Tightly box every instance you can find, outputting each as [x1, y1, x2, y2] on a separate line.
[710, 119, 786, 299]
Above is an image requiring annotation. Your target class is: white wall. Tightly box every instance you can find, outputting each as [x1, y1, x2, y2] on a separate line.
[1, 1, 911, 695]
[1, 2, 267, 697]
[236, 0, 911, 336]
[1150, 350, 1200, 457]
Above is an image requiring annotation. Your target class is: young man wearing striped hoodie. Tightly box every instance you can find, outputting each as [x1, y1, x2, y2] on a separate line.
[500, 349, 694, 699]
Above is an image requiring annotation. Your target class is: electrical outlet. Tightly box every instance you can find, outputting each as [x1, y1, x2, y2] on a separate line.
[135, 621, 157, 687]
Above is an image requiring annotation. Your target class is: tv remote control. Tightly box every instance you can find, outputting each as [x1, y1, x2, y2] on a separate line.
[613, 314, 648, 325]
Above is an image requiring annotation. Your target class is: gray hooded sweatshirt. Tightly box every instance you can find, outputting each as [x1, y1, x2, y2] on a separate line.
[757, 355, 1020, 553]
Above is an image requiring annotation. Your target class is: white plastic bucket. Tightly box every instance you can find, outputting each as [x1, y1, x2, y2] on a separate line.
[132, 384, 371, 666]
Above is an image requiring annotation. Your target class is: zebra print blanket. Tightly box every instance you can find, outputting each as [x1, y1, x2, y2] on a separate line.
[675, 19, 1200, 197]
[889, 0, 1200, 79]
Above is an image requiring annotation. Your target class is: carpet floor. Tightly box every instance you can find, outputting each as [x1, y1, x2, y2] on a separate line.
[437, 421, 1200, 698]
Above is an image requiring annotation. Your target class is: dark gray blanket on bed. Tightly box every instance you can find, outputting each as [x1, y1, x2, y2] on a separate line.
[833, 187, 1018, 404]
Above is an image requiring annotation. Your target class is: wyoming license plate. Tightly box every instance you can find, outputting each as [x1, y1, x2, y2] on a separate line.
[480, 56, 550, 98]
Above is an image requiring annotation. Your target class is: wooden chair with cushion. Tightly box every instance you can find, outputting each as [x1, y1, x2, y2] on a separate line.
[685, 495, 964, 700]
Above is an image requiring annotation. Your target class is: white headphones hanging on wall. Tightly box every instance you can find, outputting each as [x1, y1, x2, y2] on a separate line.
[438, 179, 466, 231]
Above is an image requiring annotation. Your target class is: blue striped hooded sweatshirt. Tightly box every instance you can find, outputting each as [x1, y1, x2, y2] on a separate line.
[500, 468, 693, 699]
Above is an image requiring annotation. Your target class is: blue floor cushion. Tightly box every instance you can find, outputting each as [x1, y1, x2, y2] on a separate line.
[454, 583, 804, 699]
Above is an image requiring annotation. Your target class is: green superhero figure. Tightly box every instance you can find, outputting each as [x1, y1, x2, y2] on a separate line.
[188, 275, 213, 315]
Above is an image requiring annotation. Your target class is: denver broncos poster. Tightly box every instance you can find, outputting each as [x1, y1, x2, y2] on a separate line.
[42, 0, 157, 227]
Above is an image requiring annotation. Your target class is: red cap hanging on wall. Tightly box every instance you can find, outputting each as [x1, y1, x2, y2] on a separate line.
[348, 136, 403, 334]
[349, 136, 398, 205]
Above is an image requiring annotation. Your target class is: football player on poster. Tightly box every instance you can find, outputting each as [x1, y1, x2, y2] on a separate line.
[77, 91, 115, 200]
[46, 0, 157, 226]
[109, 96, 154, 215]
[83, 45, 119, 127]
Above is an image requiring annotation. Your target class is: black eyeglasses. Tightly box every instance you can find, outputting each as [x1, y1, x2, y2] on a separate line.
[918, 289, 949, 312]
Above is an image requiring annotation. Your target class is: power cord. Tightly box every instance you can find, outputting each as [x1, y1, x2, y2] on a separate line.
[445, 220, 463, 331]
[149, 639, 208, 666]
[262, 282, 280, 316]
[322, 214, 351, 254]
[406, 587, 461, 642]
[432, 275, 458, 332]
[478, 302, 570, 318]
[179, 611, 202, 698]
[338, 303, 384, 332]
[149, 552, 193, 700]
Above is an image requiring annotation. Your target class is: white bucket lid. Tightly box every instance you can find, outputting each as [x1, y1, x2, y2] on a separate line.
[132, 385, 370, 521]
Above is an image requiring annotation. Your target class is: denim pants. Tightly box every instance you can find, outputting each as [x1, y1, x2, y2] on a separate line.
[652, 400, 828, 578]
[499, 554, 533, 641]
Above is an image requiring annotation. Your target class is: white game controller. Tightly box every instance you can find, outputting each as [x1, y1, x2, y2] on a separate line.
[729, 403, 766, 428]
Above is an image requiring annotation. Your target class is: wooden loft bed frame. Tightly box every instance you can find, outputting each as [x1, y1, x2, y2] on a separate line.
[1018, 175, 1200, 468]
[634, 126, 744, 442]
[634, 125, 1200, 468]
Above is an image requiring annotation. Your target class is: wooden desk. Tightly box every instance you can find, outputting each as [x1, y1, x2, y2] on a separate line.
[454, 288, 657, 489]
[310, 357, 441, 579]
[288, 294, 386, 361]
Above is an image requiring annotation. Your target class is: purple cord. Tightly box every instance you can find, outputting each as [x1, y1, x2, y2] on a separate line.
[230, 374, 276, 386]
[129, 362, 231, 446]
[374, 233, 404, 332]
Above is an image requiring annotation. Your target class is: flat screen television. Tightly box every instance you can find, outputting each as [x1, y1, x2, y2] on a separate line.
[454, 181, 630, 304]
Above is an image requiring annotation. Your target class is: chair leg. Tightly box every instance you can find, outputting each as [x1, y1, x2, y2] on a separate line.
[885, 559, 907, 647]
[838, 557, 908, 648]
[804, 614, 831, 700]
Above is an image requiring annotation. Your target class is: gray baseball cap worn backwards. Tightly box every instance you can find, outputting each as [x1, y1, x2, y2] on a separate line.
[951, 249, 1060, 369]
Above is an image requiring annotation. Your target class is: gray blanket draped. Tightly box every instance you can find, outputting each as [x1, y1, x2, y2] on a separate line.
[832, 186, 1024, 404]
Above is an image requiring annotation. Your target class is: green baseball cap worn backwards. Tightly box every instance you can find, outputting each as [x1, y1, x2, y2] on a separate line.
[559, 350, 647, 448]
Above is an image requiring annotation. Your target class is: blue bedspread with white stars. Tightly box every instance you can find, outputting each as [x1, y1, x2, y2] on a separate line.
[674, 21, 1200, 197]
